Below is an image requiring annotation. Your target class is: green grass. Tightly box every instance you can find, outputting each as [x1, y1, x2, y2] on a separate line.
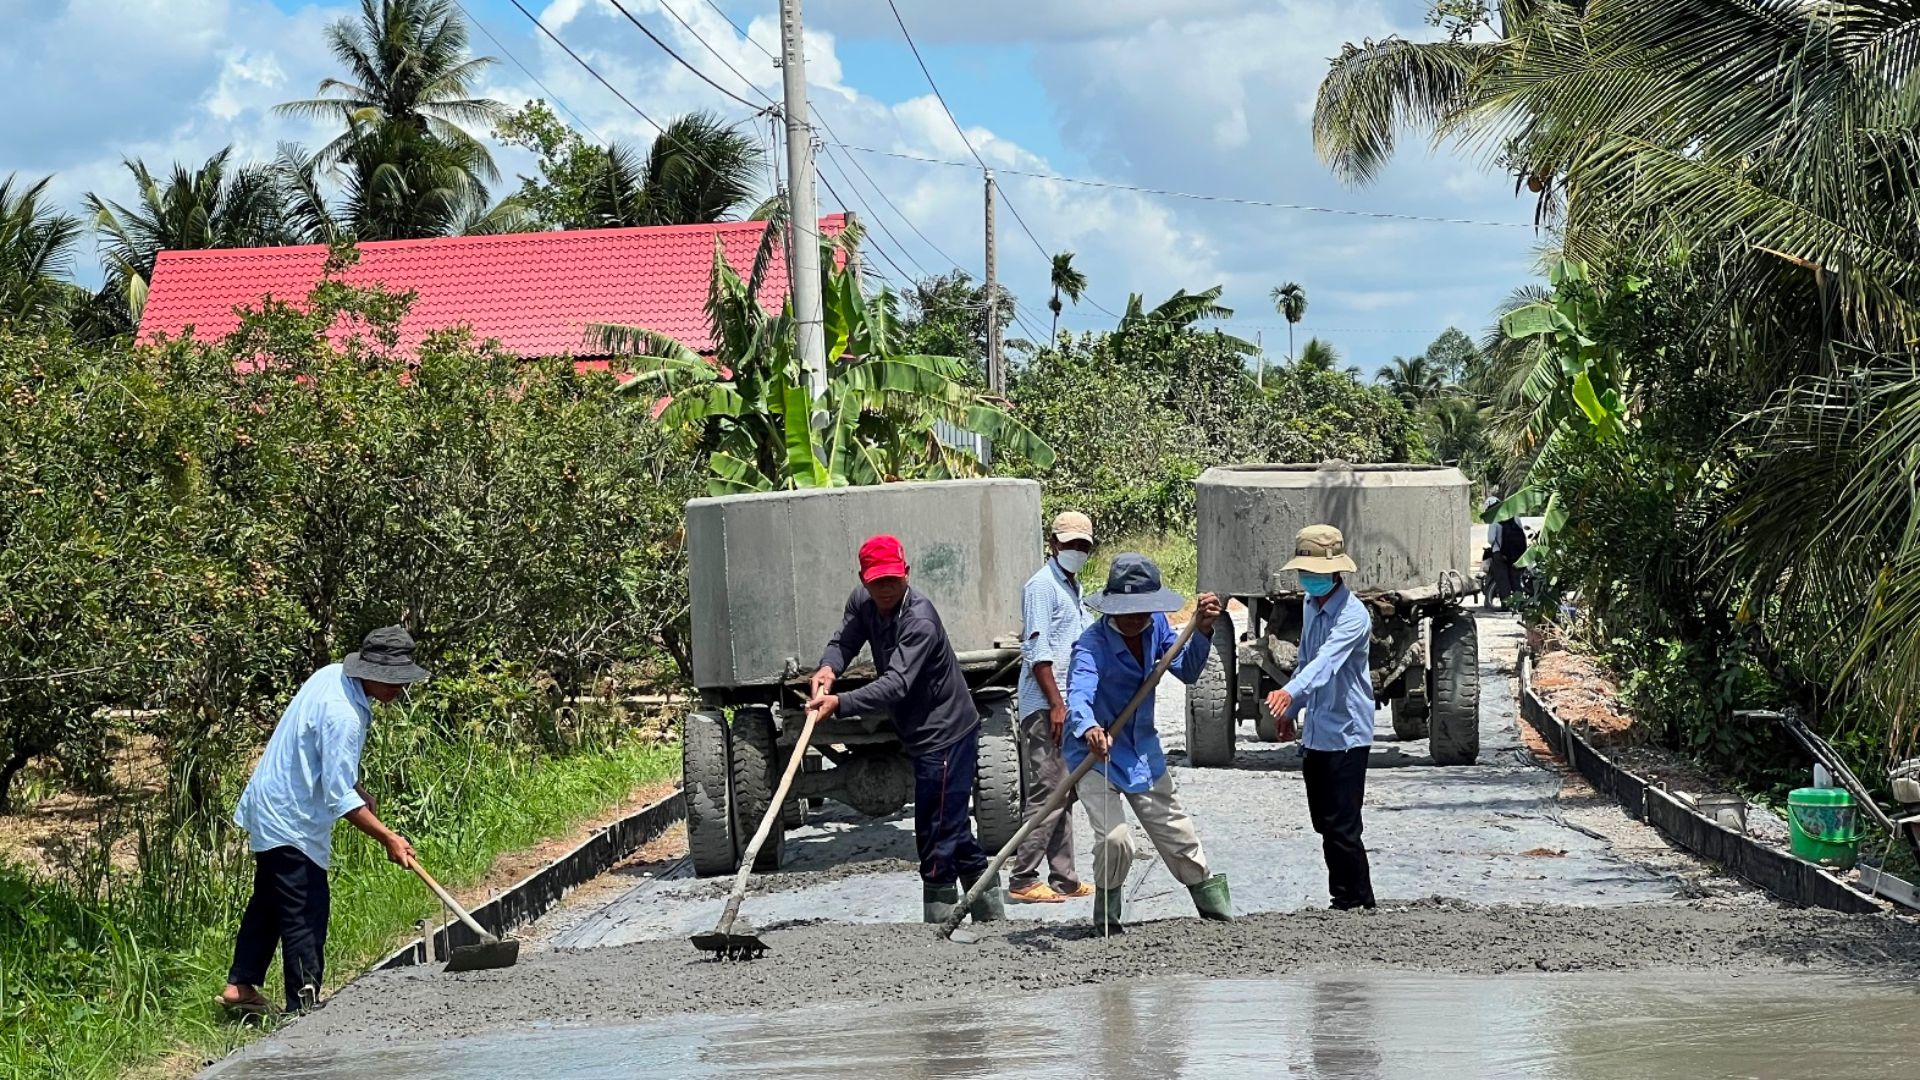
[1087, 533, 1198, 599]
[0, 733, 678, 1080]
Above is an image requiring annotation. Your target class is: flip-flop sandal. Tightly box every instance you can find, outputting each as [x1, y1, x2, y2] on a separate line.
[218, 994, 273, 1017]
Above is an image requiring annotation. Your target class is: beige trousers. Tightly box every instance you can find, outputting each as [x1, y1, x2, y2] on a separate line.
[1075, 770, 1211, 889]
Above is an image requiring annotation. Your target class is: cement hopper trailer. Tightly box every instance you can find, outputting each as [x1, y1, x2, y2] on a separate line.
[1186, 462, 1482, 767]
[680, 479, 1040, 876]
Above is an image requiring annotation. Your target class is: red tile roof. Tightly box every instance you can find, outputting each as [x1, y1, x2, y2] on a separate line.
[138, 216, 847, 358]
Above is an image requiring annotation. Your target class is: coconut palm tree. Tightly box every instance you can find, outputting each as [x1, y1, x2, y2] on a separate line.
[275, 132, 529, 244]
[1271, 282, 1307, 360]
[278, 0, 506, 171]
[84, 149, 293, 322]
[1047, 252, 1088, 341]
[1297, 337, 1341, 372]
[1376, 355, 1446, 407]
[0, 175, 83, 328]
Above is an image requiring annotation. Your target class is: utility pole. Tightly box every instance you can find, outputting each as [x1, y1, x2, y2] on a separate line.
[984, 169, 1001, 394]
[1256, 331, 1265, 389]
[780, 0, 827, 399]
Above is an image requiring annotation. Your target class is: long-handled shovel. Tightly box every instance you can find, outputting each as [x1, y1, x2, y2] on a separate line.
[942, 618, 1199, 943]
[408, 860, 521, 972]
[692, 708, 822, 961]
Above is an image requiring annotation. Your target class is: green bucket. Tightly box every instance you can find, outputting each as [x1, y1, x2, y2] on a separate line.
[1787, 787, 1861, 869]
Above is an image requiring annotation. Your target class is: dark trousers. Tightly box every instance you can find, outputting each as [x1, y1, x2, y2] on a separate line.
[912, 731, 990, 885]
[227, 846, 331, 1012]
[1303, 747, 1376, 910]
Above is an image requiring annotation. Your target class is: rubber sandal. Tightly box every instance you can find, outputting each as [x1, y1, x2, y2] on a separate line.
[218, 994, 273, 1017]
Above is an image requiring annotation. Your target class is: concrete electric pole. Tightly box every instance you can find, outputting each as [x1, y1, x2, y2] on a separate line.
[984, 169, 1001, 394]
[780, 0, 827, 399]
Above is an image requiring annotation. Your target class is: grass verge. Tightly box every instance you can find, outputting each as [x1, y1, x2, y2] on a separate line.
[1, 732, 679, 1079]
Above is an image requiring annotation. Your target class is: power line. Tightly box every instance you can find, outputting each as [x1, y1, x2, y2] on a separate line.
[454, 0, 603, 143]
[655, 0, 779, 106]
[811, 106, 966, 274]
[603, 0, 762, 110]
[839, 143, 1534, 230]
[817, 142, 930, 278]
[702, 0, 776, 59]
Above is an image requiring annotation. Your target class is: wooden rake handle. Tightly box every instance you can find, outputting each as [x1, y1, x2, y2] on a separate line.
[940, 617, 1201, 938]
[409, 859, 495, 942]
[714, 708, 822, 935]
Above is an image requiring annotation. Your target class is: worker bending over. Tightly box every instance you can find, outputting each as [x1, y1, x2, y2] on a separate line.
[222, 626, 426, 1016]
[1065, 553, 1234, 933]
[809, 535, 1005, 926]
[1266, 525, 1378, 910]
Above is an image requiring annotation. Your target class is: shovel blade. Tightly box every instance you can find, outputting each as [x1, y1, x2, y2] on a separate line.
[443, 938, 519, 972]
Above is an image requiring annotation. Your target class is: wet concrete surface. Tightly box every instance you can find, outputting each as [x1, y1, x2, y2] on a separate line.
[210, 969, 1920, 1078]
[555, 616, 1724, 949]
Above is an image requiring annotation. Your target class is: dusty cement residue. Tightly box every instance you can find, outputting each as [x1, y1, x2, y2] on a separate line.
[275, 900, 1920, 1048]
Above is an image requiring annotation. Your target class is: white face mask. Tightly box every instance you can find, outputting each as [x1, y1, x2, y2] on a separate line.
[1055, 549, 1091, 574]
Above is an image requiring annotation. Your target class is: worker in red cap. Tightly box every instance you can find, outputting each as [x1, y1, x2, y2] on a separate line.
[808, 535, 1004, 925]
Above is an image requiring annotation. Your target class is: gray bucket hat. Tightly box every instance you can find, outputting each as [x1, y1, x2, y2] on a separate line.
[343, 625, 429, 685]
[1087, 554, 1185, 616]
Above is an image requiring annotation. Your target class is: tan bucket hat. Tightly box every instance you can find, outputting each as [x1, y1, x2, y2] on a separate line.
[1282, 524, 1359, 574]
[1051, 510, 1094, 545]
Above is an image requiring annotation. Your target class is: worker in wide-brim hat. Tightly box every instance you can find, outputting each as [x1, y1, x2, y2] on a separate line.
[808, 535, 1006, 926]
[1265, 524, 1378, 910]
[222, 626, 428, 1017]
[1064, 553, 1234, 933]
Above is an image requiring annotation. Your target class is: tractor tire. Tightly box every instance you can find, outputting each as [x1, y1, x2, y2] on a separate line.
[973, 694, 1025, 853]
[1428, 610, 1481, 766]
[1185, 615, 1238, 767]
[729, 705, 785, 872]
[1391, 684, 1430, 741]
[683, 709, 736, 877]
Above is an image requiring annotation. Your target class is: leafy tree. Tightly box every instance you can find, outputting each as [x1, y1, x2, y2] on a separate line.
[0, 175, 83, 329]
[1047, 251, 1088, 341]
[1119, 286, 1256, 355]
[587, 223, 1050, 493]
[84, 149, 294, 323]
[1421, 326, 1479, 384]
[1296, 337, 1342, 373]
[1271, 281, 1307, 360]
[895, 270, 1018, 378]
[496, 102, 768, 231]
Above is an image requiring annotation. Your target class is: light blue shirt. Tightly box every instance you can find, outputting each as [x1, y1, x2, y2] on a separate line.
[233, 664, 371, 869]
[1018, 558, 1089, 718]
[1063, 614, 1213, 793]
[1283, 586, 1376, 752]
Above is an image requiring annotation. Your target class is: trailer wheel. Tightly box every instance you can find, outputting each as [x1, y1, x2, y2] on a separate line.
[730, 705, 785, 872]
[973, 694, 1025, 853]
[683, 709, 736, 877]
[1428, 610, 1481, 766]
[1185, 615, 1237, 767]
[1390, 682, 1430, 741]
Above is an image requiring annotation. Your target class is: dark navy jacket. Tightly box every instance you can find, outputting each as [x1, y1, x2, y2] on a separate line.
[819, 587, 978, 757]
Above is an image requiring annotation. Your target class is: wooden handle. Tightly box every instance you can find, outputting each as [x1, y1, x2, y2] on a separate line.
[715, 709, 823, 934]
[942, 617, 1202, 937]
[410, 859, 493, 942]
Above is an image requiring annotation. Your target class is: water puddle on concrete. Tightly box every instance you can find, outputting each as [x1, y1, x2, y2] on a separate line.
[213, 971, 1919, 1078]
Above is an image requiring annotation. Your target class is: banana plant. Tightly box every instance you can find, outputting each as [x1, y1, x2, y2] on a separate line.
[587, 221, 1053, 495]
[1484, 259, 1632, 564]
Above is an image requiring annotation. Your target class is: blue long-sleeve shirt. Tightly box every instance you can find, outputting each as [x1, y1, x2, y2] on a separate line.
[1063, 614, 1213, 792]
[1283, 586, 1376, 751]
[232, 664, 371, 869]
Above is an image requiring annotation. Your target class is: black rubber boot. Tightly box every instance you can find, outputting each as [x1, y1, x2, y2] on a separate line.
[1188, 873, 1234, 922]
[960, 871, 1005, 923]
[1092, 886, 1124, 935]
[923, 882, 961, 924]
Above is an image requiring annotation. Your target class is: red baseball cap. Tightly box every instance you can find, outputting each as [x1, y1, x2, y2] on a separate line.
[858, 535, 910, 582]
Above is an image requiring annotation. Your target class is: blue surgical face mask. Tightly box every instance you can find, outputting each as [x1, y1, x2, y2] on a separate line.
[1299, 571, 1337, 598]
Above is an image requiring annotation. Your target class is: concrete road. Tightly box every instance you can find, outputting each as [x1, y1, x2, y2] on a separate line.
[553, 614, 1724, 950]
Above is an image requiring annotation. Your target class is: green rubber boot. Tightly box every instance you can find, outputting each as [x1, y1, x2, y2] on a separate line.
[1188, 873, 1235, 922]
[960, 872, 1005, 923]
[923, 882, 961, 924]
[1092, 886, 1125, 935]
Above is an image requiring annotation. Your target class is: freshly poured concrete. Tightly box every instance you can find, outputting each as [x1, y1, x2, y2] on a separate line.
[558, 617, 1698, 949]
[211, 971, 1920, 1079]
[205, 614, 1920, 1076]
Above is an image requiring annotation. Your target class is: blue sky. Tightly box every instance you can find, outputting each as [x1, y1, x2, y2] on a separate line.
[5, 0, 1542, 372]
